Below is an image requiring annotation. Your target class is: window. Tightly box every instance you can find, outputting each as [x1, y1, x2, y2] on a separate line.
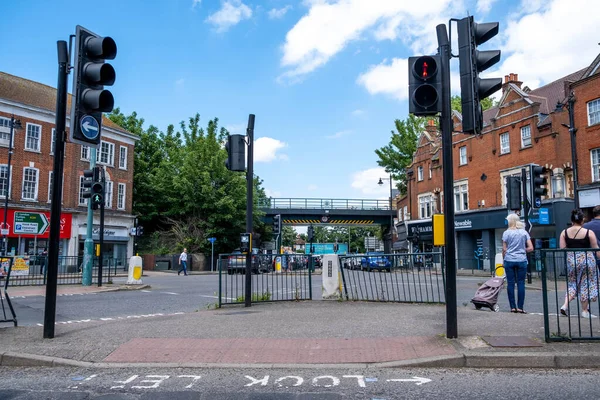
[404, 206, 408, 220]
[117, 183, 126, 209]
[119, 146, 127, 169]
[99, 141, 115, 165]
[552, 173, 565, 198]
[51, 129, 57, 155]
[105, 180, 113, 208]
[500, 132, 510, 154]
[589, 98, 600, 126]
[81, 145, 90, 160]
[459, 146, 467, 165]
[78, 176, 87, 206]
[48, 171, 53, 202]
[0, 117, 10, 144]
[520, 125, 531, 147]
[454, 182, 469, 212]
[21, 167, 38, 200]
[0, 165, 9, 199]
[417, 166, 424, 181]
[25, 123, 41, 152]
[428, 164, 432, 179]
[418, 193, 433, 219]
[591, 148, 600, 182]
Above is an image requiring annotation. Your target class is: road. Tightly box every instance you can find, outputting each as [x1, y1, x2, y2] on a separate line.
[0, 366, 597, 399]
[5, 271, 559, 327]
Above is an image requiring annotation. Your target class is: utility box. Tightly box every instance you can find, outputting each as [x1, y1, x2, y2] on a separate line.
[322, 254, 341, 300]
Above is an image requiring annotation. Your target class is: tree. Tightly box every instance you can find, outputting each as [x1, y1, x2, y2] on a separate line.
[375, 115, 425, 195]
[281, 225, 297, 247]
[451, 95, 496, 113]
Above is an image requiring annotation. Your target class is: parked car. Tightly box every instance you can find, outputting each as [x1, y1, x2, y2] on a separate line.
[227, 249, 267, 275]
[361, 252, 391, 272]
[312, 255, 322, 268]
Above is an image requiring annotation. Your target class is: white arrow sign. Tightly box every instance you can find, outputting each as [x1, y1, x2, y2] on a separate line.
[386, 377, 431, 385]
[83, 121, 99, 132]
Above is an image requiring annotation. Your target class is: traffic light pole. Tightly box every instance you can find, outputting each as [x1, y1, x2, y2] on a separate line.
[522, 168, 532, 284]
[437, 23, 458, 339]
[245, 114, 255, 308]
[98, 168, 105, 287]
[44, 40, 69, 339]
[82, 149, 97, 286]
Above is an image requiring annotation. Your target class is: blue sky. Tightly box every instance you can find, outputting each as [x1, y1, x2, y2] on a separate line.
[2, 0, 599, 202]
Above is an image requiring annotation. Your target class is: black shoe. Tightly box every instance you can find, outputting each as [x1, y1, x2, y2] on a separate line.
[178, 271, 180, 276]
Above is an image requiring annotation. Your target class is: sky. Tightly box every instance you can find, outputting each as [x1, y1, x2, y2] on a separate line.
[2, 0, 600, 203]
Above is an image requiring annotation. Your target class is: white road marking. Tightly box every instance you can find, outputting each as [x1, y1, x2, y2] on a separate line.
[387, 377, 431, 385]
[178, 375, 202, 389]
[132, 375, 169, 389]
[111, 375, 139, 389]
[35, 312, 187, 327]
[162, 292, 179, 295]
[200, 295, 236, 301]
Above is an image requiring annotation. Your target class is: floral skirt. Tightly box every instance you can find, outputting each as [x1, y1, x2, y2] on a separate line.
[566, 251, 599, 303]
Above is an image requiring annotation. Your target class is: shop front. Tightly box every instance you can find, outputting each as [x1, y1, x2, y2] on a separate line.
[77, 225, 131, 269]
[1, 209, 72, 257]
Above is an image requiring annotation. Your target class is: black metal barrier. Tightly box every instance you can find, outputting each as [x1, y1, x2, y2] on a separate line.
[1, 256, 128, 287]
[0, 258, 17, 326]
[540, 248, 600, 342]
[218, 253, 313, 306]
[339, 252, 446, 303]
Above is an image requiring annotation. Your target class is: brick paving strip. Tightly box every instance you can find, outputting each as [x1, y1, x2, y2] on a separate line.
[103, 336, 457, 364]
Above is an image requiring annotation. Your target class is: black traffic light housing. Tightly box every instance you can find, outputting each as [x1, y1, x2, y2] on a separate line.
[82, 168, 95, 199]
[272, 214, 281, 235]
[457, 16, 502, 134]
[506, 176, 522, 211]
[408, 55, 442, 116]
[307, 225, 314, 242]
[333, 243, 339, 253]
[225, 134, 246, 172]
[531, 165, 549, 208]
[240, 233, 252, 253]
[70, 25, 117, 147]
[91, 181, 104, 210]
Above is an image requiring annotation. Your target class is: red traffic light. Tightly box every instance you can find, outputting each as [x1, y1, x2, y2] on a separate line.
[412, 56, 438, 81]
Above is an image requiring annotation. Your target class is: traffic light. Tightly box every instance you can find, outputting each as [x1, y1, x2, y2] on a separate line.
[333, 243, 339, 253]
[82, 168, 95, 199]
[70, 25, 117, 147]
[272, 214, 281, 235]
[457, 16, 502, 134]
[531, 165, 549, 209]
[91, 180, 104, 210]
[225, 134, 246, 171]
[307, 225, 314, 242]
[136, 226, 144, 236]
[408, 55, 442, 116]
[506, 176, 522, 211]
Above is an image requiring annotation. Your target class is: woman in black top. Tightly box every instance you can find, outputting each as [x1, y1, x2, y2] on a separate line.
[559, 209, 599, 318]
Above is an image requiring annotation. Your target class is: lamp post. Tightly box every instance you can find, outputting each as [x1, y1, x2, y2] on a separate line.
[2, 115, 22, 256]
[378, 174, 394, 252]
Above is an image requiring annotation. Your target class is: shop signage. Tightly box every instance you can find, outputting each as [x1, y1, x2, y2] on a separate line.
[93, 228, 117, 236]
[11, 256, 30, 276]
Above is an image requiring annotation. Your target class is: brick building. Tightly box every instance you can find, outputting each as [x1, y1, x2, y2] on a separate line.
[0, 72, 138, 262]
[395, 54, 600, 270]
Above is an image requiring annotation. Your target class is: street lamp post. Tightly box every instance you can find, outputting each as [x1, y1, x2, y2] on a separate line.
[2, 115, 22, 256]
[378, 174, 394, 252]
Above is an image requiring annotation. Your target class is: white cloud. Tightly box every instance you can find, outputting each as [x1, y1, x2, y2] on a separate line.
[351, 109, 365, 116]
[307, 184, 318, 191]
[175, 78, 185, 86]
[206, 0, 252, 33]
[498, 0, 600, 89]
[225, 123, 246, 135]
[357, 58, 408, 101]
[268, 5, 292, 19]
[192, 0, 202, 9]
[476, 0, 497, 13]
[278, 0, 452, 81]
[351, 167, 390, 196]
[265, 188, 282, 198]
[326, 130, 351, 139]
[254, 137, 288, 162]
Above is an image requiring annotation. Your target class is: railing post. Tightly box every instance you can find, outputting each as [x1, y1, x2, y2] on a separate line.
[218, 257, 222, 308]
[540, 249, 550, 342]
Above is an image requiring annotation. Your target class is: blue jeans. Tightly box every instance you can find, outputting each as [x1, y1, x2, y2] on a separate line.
[178, 261, 188, 275]
[504, 260, 527, 310]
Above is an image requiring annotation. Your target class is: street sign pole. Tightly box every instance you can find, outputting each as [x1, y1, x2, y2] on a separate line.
[522, 167, 532, 284]
[211, 240, 215, 272]
[437, 23, 458, 339]
[98, 168, 105, 287]
[245, 114, 255, 308]
[44, 40, 69, 339]
[83, 149, 97, 286]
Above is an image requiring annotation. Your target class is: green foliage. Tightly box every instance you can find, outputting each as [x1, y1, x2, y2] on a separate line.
[375, 115, 425, 195]
[236, 291, 271, 302]
[281, 225, 296, 247]
[107, 109, 269, 256]
[451, 95, 496, 113]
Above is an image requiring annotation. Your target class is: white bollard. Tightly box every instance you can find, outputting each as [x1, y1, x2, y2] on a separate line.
[494, 253, 505, 278]
[322, 254, 341, 299]
[127, 256, 143, 285]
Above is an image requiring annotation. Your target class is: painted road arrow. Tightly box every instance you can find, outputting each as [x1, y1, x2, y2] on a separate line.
[386, 377, 432, 385]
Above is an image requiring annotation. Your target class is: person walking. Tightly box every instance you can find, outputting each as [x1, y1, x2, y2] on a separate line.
[502, 213, 534, 314]
[583, 205, 600, 268]
[178, 248, 188, 276]
[560, 209, 599, 318]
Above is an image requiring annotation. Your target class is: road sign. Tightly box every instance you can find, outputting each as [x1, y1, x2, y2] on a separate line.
[208, 237, 217, 243]
[80, 115, 100, 140]
[1, 229, 8, 235]
[13, 212, 49, 235]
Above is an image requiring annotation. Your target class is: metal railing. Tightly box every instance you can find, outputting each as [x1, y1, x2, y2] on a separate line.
[339, 252, 446, 303]
[258, 198, 392, 210]
[540, 248, 600, 342]
[218, 253, 313, 306]
[1, 255, 128, 287]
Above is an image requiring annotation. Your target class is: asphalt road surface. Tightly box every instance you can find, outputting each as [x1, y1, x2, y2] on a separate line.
[0, 366, 597, 399]
[6, 272, 560, 327]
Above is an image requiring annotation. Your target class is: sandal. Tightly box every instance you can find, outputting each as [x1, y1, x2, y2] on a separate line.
[517, 309, 527, 314]
[560, 307, 568, 317]
[511, 309, 517, 313]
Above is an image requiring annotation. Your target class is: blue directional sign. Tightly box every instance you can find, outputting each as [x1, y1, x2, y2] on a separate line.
[80, 115, 100, 140]
[208, 237, 217, 244]
[534, 197, 542, 208]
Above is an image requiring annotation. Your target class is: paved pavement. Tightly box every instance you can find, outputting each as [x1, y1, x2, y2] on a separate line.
[1, 271, 600, 370]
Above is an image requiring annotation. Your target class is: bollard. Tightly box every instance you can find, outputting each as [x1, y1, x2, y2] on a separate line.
[127, 256, 143, 284]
